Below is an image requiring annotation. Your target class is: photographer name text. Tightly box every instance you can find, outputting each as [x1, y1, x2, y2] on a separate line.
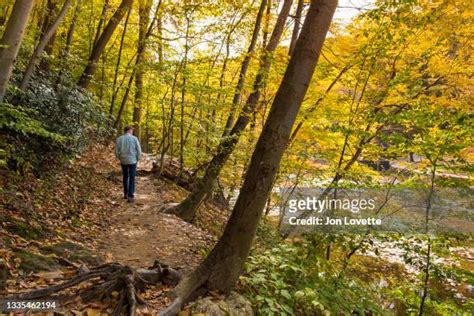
[288, 216, 382, 226]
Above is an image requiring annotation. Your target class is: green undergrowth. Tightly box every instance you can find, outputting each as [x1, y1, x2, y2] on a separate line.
[241, 222, 474, 315]
[1, 73, 110, 174]
[0, 215, 50, 240]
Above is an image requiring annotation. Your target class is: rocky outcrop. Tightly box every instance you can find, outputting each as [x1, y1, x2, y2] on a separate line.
[190, 292, 253, 316]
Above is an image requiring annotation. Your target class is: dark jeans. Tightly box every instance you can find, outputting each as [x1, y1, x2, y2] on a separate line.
[121, 164, 137, 198]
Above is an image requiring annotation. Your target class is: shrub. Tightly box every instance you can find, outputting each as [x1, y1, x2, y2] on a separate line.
[1, 74, 111, 173]
[18, 75, 110, 150]
[0, 102, 64, 172]
[240, 241, 384, 315]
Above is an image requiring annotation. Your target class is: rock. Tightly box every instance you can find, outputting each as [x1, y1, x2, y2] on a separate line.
[33, 271, 64, 280]
[1, 216, 49, 240]
[467, 284, 474, 294]
[40, 241, 103, 266]
[190, 292, 253, 316]
[14, 249, 60, 273]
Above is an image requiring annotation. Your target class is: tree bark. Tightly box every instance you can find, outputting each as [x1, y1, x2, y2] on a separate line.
[93, 0, 110, 47]
[77, 0, 133, 89]
[156, 13, 163, 63]
[38, 0, 58, 72]
[132, 0, 153, 141]
[113, 71, 134, 129]
[178, 7, 193, 172]
[0, 0, 35, 102]
[64, 0, 80, 57]
[201, 0, 336, 291]
[419, 163, 437, 316]
[109, 4, 132, 118]
[288, 0, 304, 56]
[288, 62, 353, 143]
[159, 1, 337, 313]
[221, 0, 267, 136]
[0, 5, 11, 27]
[20, 0, 73, 90]
[168, 0, 293, 222]
[113, 0, 161, 130]
[55, 0, 80, 86]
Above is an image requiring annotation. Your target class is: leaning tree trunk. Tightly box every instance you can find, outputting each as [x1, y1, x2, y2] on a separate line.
[77, 0, 133, 89]
[167, 0, 293, 222]
[109, 5, 132, 118]
[93, 0, 111, 47]
[221, 0, 267, 136]
[159, 1, 338, 314]
[38, 0, 58, 73]
[20, 0, 73, 90]
[0, 0, 35, 102]
[55, 0, 81, 86]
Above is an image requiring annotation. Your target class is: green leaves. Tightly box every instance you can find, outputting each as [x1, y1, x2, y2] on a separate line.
[0, 102, 65, 172]
[241, 241, 384, 315]
[0, 72, 110, 173]
[0, 102, 64, 142]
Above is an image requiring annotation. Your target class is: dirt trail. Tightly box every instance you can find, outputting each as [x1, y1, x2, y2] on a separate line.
[96, 155, 214, 274]
[1, 148, 219, 313]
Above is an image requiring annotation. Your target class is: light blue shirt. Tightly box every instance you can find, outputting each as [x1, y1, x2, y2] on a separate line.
[115, 134, 142, 165]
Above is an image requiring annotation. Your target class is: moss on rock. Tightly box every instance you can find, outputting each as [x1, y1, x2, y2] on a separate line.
[40, 241, 103, 266]
[1, 216, 48, 240]
[13, 249, 59, 273]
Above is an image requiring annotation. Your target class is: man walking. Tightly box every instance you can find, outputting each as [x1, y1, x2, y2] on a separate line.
[115, 126, 142, 202]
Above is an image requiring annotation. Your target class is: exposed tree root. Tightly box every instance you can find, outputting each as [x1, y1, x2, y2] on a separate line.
[5, 261, 181, 315]
[157, 260, 214, 316]
[159, 202, 197, 223]
[159, 202, 193, 222]
[159, 202, 180, 215]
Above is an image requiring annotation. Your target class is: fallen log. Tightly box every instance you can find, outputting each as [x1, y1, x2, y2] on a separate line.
[152, 160, 195, 191]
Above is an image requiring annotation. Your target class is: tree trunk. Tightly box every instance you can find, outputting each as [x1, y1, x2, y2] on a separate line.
[93, 0, 110, 47]
[0, 5, 11, 27]
[55, 0, 81, 86]
[0, 0, 35, 102]
[168, 0, 293, 222]
[201, 0, 336, 290]
[20, 0, 73, 91]
[214, 9, 250, 113]
[221, 0, 267, 136]
[77, 0, 133, 89]
[288, 0, 304, 56]
[94, 0, 109, 102]
[419, 163, 437, 316]
[109, 5, 132, 118]
[38, 0, 58, 72]
[113, 71, 134, 129]
[64, 0, 80, 57]
[113, 0, 161, 130]
[179, 9, 192, 173]
[160, 1, 337, 313]
[132, 0, 153, 141]
[156, 13, 163, 63]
